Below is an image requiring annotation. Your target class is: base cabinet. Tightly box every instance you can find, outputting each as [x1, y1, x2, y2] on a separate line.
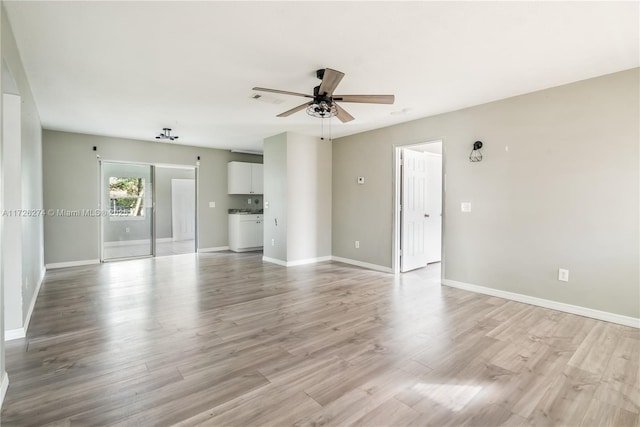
[229, 214, 263, 252]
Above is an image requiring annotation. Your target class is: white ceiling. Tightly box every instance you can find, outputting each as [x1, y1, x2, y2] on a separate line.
[4, 1, 639, 152]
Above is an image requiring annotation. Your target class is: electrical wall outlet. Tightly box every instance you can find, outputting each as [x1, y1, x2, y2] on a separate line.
[461, 202, 472, 212]
[357, 177, 365, 184]
[247, 198, 252, 204]
[558, 268, 569, 282]
[209, 201, 215, 208]
[271, 238, 275, 246]
[355, 240, 360, 249]
[125, 227, 130, 233]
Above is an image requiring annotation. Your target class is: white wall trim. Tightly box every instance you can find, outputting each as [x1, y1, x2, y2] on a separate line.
[442, 279, 640, 329]
[5, 266, 46, 342]
[5, 328, 25, 341]
[198, 246, 229, 253]
[45, 259, 100, 270]
[262, 256, 287, 267]
[1, 372, 9, 409]
[287, 256, 332, 267]
[262, 256, 332, 267]
[157, 237, 173, 243]
[21, 266, 46, 335]
[331, 256, 393, 273]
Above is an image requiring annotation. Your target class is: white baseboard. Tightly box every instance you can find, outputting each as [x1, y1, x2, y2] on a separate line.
[45, 259, 100, 270]
[442, 279, 640, 329]
[262, 255, 332, 267]
[198, 246, 230, 253]
[287, 256, 332, 267]
[22, 266, 46, 335]
[5, 328, 25, 341]
[5, 266, 46, 342]
[157, 237, 173, 243]
[0, 372, 9, 409]
[262, 256, 287, 267]
[229, 247, 263, 253]
[331, 256, 393, 273]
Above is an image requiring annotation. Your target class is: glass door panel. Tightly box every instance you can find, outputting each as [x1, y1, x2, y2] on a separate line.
[102, 162, 154, 260]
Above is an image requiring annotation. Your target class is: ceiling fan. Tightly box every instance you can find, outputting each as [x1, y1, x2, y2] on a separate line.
[252, 68, 394, 123]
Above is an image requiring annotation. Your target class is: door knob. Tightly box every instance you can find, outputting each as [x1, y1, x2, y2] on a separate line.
[424, 214, 430, 218]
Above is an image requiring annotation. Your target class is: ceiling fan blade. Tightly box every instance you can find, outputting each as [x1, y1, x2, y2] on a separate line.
[277, 102, 310, 117]
[333, 95, 395, 104]
[318, 68, 345, 96]
[334, 103, 355, 123]
[253, 87, 313, 98]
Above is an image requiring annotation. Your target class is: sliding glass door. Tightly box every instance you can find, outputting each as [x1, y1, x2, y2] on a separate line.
[101, 162, 154, 260]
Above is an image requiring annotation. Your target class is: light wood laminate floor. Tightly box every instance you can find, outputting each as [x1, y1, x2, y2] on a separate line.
[2, 253, 638, 426]
[103, 239, 196, 260]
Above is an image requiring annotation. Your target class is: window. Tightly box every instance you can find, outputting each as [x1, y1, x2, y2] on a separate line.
[109, 177, 145, 218]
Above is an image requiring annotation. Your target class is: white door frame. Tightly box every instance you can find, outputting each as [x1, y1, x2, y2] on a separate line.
[392, 139, 445, 276]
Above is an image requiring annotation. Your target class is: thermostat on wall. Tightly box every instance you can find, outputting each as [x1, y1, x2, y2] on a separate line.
[357, 177, 365, 184]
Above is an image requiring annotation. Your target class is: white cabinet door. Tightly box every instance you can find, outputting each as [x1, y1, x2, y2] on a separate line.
[239, 219, 259, 247]
[228, 162, 264, 194]
[251, 164, 263, 194]
[229, 214, 264, 252]
[228, 162, 252, 194]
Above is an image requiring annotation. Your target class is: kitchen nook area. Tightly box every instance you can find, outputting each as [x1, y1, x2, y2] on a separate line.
[227, 161, 264, 252]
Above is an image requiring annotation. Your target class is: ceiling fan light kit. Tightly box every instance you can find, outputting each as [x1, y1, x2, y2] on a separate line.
[155, 127, 179, 141]
[252, 68, 395, 124]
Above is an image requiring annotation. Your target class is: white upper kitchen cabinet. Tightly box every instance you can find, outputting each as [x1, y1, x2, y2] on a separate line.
[228, 162, 263, 194]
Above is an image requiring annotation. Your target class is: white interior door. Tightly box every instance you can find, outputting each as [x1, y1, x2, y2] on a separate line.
[171, 179, 196, 241]
[425, 153, 442, 264]
[401, 149, 428, 272]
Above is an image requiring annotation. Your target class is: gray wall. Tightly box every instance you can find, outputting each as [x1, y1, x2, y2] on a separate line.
[42, 130, 262, 264]
[286, 133, 331, 262]
[1, 2, 46, 398]
[155, 167, 195, 240]
[263, 133, 287, 261]
[263, 132, 331, 263]
[2, 6, 44, 331]
[333, 68, 639, 318]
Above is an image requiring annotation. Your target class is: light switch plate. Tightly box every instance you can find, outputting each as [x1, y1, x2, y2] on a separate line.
[209, 201, 215, 208]
[461, 202, 472, 212]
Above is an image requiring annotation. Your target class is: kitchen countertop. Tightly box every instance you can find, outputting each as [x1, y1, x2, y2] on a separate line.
[228, 209, 263, 214]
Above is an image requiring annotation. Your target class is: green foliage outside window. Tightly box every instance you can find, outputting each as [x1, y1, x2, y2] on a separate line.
[109, 177, 145, 217]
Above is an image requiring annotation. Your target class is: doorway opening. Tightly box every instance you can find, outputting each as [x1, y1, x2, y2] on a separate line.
[158, 166, 196, 257]
[393, 140, 444, 274]
[100, 162, 197, 261]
